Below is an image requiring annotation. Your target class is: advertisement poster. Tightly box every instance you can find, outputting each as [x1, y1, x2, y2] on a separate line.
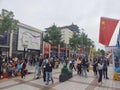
[113, 48, 120, 74]
[43, 41, 51, 57]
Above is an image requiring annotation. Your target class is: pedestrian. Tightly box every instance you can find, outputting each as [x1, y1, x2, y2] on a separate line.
[103, 57, 109, 79]
[41, 56, 48, 82]
[21, 59, 26, 79]
[97, 59, 104, 85]
[45, 59, 54, 85]
[70, 59, 76, 71]
[76, 57, 82, 75]
[92, 58, 98, 76]
[34, 55, 43, 79]
[82, 58, 88, 78]
[33, 56, 39, 79]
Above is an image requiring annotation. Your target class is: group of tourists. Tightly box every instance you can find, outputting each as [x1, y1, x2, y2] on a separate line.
[33, 55, 55, 85]
[0, 55, 27, 79]
[0, 54, 110, 86]
[93, 55, 109, 85]
[68, 55, 109, 85]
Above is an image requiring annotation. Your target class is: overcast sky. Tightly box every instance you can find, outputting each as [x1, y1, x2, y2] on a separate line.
[1, 0, 120, 50]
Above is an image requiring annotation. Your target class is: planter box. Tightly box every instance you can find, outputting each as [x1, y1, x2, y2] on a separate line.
[59, 65, 73, 82]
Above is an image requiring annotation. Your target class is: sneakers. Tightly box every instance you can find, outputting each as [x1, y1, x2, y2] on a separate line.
[36, 77, 39, 79]
[46, 82, 49, 85]
[106, 77, 109, 79]
[52, 81, 54, 84]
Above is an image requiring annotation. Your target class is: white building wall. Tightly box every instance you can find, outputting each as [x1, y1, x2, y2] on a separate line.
[17, 23, 43, 51]
[61, 28, 73, 44]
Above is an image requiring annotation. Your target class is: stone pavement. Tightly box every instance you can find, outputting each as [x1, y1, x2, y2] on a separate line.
[0, 64, 120, 90]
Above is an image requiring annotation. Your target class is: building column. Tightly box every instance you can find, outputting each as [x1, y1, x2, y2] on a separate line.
[9, 30, 13, 57]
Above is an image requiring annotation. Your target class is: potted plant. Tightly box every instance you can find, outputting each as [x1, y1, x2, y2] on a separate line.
[59, 64, 73, 82]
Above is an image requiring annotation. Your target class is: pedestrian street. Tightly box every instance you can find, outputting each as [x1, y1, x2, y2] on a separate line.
[0, 64, 120, 90]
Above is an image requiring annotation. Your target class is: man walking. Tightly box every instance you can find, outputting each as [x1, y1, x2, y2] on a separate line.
[45, 59, 54, 85]
[103, 57, 109, 79]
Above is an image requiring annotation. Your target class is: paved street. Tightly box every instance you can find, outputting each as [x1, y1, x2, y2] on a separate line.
[0, 64, 120, 90]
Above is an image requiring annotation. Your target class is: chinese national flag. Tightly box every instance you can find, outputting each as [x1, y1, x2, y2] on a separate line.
[99, 17, 119, 46]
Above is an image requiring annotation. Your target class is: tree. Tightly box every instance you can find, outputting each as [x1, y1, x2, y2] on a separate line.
[44, 24, 62, 46]
[43, 33, 50, 43]
[69, 32, 80, 51]
[0, 9, 18, 34]
[79, 31, 94, 54]
[69, 31, 94, 54]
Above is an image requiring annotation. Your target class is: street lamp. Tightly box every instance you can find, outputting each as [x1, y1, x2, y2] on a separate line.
[22, 43, 28, 59]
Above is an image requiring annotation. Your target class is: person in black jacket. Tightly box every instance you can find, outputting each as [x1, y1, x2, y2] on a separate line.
[92, 58, 98, 76]
[45, 59, 54, 85]
[103, 57, 109, 79]
[82, 58, 88, 77]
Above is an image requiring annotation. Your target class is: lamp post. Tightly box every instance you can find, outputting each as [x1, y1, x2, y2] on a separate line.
[66, 44, 67, 57]
[58, 44, 60, 58]
[22, 44, 28, 59]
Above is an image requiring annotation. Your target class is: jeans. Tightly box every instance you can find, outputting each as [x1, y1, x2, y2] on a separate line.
[34, 65, 40, 78]
[82, 67, 87, 77]
[46, 72, 53, 84]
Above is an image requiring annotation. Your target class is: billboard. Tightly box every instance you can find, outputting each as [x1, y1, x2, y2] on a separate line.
[113, 48, 120, 74]
[17, 27, 41, 50]
[43, 41, 51, 56]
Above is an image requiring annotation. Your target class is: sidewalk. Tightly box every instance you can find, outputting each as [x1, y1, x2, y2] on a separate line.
[0, 64, 120, 90]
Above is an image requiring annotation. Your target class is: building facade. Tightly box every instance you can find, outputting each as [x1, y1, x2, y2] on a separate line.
[45, 24, 80, 57]
[0, 21, 43, 58]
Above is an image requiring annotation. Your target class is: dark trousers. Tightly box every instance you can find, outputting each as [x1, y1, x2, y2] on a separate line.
[21, 69, 26, 78]
[98, 70, 102, 83]
[93, 66, 97, 75]
[77, 67, 82, 74]
[43, 68, 46, 82]
[103, 68, 108, 78]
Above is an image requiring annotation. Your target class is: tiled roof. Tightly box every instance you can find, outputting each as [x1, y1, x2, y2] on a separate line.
[45, 24, 80, 33]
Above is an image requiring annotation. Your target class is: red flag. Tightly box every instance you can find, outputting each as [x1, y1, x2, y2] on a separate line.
[99, 17, 119, 46]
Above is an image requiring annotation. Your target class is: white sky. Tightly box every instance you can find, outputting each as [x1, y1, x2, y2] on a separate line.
[1, 0, 120, 50]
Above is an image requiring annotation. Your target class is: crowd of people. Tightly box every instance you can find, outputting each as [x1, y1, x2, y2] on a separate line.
[0, 56, 27, 79]
[0, 54, 110, 86]
[68, 55, 109, 85]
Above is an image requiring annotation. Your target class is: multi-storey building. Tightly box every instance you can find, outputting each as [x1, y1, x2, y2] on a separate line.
[45, 24, 80, 57]
[60, 24, 79, 44]
[0, 21, 43, 58]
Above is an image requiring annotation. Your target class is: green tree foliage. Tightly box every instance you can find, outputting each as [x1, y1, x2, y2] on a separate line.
[69, 32, 80, 51]
[96, 48, 105, 57]
[43, 33, 50, 43]
[43, 24, 62, 46]
[69, 31, 94, 54]
[0, 9, 18, 34]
